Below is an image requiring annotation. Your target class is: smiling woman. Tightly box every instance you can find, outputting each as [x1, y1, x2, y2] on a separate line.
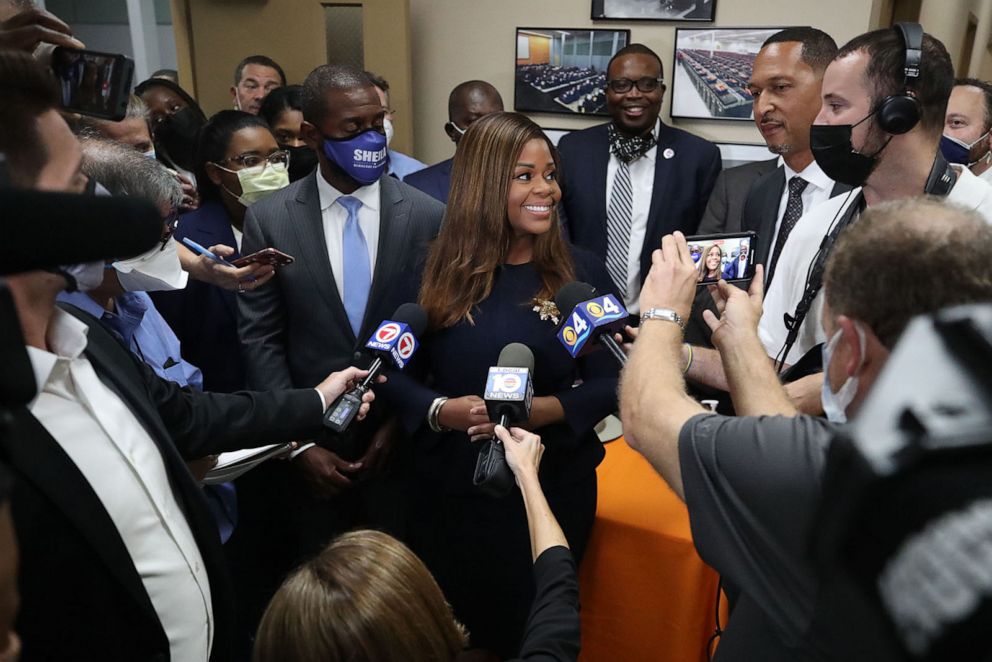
[383, 111, 622, 657]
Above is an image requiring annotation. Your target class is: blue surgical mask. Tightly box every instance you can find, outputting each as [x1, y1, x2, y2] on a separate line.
[820, 324, 866, 423]
[322, 129, 388, 185]
[940, 132, 991, 167]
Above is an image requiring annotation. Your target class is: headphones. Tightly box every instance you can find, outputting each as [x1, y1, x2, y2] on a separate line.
[875, 21, 924, 135]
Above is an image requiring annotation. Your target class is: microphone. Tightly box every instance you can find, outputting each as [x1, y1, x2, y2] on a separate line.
[554, 281, 628, 366]
[0, 189, 162, 274]
[322, 302, 427, 433]
[473, 343, 534, 498]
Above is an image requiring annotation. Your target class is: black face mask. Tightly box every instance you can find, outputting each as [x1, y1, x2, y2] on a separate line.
[286, 144, 319, 182]
[154, 106, 204, 173]
[810, 112, 892, 188]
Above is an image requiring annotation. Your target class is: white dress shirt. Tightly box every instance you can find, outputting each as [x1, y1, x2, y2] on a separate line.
[769, 158, 835, 259]
[27, 309, 214, 661]
[231, 224, 243, 253]
[316, 172, 381, 302]
[605, 119, 660, 314]
[759, 166, 992, 364]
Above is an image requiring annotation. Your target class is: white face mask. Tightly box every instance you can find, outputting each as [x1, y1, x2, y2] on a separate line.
[820, 324, 866, 423]
[112, 238, 188, 292]
[60, 262, 105, 292]
[384, 118, 394, 146]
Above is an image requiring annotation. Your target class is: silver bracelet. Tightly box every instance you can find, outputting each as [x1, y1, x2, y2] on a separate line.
[427, 396, 449, 433]
[640, 307, 685, 331]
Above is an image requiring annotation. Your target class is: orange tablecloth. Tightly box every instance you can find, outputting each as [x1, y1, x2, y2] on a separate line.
[579, 438, 726, 662]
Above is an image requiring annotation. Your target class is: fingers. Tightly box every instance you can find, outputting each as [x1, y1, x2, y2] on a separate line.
[493, 424, 512, 445]
[466, 422, 496, 439]
[336, 366, 370, 383]
[707, 283, 726, 314]
[468, 405, 487, 417]
[660, 234, 677, 262]
[210, 244, 235, 257]
[749, 265, 765, 300]
[356, 402, 370, 421]
[672, 230, 691, 264]
[702, 308, 720, 333]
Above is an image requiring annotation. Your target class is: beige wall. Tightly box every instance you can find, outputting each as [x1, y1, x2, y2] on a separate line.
[409, 0, 878, 165]
[169, 0, 416, 154]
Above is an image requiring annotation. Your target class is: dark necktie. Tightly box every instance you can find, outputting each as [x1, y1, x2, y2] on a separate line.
[766, 176, 808, 287]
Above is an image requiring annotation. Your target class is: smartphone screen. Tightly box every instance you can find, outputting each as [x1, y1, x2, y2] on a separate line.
[50, 47, 134, 121]
[686, 232, 757, 285]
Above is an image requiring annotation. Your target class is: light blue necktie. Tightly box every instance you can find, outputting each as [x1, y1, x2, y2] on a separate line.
[336, 195, 371, 337]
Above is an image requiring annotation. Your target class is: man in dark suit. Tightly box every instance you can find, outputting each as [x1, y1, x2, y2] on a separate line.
[237, 64, 444, 554]
[405, 79, 504, 203]
[0, 50, 375, 661]
[721, 244, 750, 280]
[558, 43, 721, 316]
[696, 156, 778, 235]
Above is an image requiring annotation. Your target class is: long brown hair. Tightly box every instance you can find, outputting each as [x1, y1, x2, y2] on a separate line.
[253, 530, 468, 662]
[419, 112, 575, 329]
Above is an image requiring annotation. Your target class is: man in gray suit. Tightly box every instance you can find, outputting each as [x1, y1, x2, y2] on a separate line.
[235, 64, 444, 632]
[697, 27, 842, 268]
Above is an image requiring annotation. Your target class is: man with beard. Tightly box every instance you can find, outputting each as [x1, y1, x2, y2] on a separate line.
[941, 77, 992, 183]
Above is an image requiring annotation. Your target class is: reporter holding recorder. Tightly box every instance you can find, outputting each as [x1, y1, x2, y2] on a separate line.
[382, 111, 619, 657]
[253, 426, 581, 662]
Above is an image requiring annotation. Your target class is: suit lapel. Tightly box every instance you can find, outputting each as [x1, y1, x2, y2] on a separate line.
[588, 127, 611, 235]
[4, 408, 162, 627]
[289, 173, 354, 341]
[829, 181, 853, 198]
[644, 124, 677, 258]
[362, 177, 412, 339]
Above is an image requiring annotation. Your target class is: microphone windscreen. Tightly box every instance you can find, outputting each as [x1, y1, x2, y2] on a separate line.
[0, 189, 162, 274]
[554, 281, 598, 320]
[391, 302, 428, 337]
[497, 342, 535, 372]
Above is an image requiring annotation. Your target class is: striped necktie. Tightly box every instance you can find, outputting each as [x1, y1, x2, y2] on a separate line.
[606, 161, 633, 299]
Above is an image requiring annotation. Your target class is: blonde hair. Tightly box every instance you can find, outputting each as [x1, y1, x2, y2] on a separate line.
[253, 530, 468, 662]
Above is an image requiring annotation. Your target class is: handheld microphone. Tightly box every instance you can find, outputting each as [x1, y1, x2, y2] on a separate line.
[322, 302, 427, 433]
[473, 343, 534, 498]
[554, 281, 628, 366]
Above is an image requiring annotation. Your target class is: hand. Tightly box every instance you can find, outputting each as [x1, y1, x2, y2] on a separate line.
[495, 425, 545, 483]
[0, 631, 20, 662]
[785, 373, 825, 416]
[438, 395, 489, 434]
[315, 367, 384, 418]
[186, 455, 218, 482]
[0, 7, 83, 53]
[614, 324, 639, 355]
[174, 171, 200, 211]
[702, 265, 765, 348]
[639, 232, 699, 321]
[356, 417, 399, 478]
[200, 244, 277, 292]
[293, 445, 361, 498]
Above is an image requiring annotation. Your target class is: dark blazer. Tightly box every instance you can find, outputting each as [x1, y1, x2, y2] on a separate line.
[237, 171, 445, 393]
[696, 158, 779, 235]
[404, 157, 453, 204]
[3, 304, 324, 662]
[741, 166, 852, 285]
[152, 201, 244, 393]
[557, 121, 722, 287]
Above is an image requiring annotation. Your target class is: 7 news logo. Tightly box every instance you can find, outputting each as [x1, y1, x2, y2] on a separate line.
[366, 320, 419, 369]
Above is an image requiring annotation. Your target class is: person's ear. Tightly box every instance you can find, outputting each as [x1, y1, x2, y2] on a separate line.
[836, 315, 866, 378]
[204, 162, 224, 187]
[300, 121, 322, 151]
[444, 122, 460, 144]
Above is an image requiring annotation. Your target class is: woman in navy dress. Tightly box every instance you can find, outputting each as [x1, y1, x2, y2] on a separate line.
[389, 112, 619, 658]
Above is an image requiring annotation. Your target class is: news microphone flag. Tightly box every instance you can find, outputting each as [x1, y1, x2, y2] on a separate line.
[555, 289, 627, 360]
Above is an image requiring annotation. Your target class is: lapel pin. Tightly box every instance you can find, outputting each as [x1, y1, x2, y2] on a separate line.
[663, 148, 675, 160]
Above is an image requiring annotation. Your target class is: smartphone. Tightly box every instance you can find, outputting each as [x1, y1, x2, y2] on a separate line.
[686, 231, 758, 286]
[50, 47, 134, 121]
[232, 248, 295, 268]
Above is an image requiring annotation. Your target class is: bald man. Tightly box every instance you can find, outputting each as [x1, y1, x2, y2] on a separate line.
[405, 80, 504, 203]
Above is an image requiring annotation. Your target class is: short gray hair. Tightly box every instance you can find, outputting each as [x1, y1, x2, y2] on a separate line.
[80, 137, 182, 211]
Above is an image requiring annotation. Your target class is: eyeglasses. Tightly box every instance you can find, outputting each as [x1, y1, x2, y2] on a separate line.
[606, 77, 665, 94]
[160, 209, 179, 252]
[216, 150, 290, 170]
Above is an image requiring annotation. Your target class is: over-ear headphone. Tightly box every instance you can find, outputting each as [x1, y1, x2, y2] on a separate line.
[875, 22, 924, 135]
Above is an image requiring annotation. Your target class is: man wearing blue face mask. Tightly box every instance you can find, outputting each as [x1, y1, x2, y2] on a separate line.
[235, 63, 444, 629]
[942, 78, 992, 184]
[620, 197, 992, 660]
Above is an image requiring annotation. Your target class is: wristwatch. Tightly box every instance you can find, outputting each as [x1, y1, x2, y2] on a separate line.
[640, 307, 685, 330]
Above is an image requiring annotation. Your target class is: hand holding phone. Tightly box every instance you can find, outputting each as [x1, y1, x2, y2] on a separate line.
[50, 46, 133, 121]
[181, 237, 237, 268]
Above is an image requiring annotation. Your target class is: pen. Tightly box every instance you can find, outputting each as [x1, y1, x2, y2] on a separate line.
[182, 237, 238, 268]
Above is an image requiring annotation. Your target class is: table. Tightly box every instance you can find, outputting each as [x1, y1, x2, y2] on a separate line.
[579, 438, 726, 662]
